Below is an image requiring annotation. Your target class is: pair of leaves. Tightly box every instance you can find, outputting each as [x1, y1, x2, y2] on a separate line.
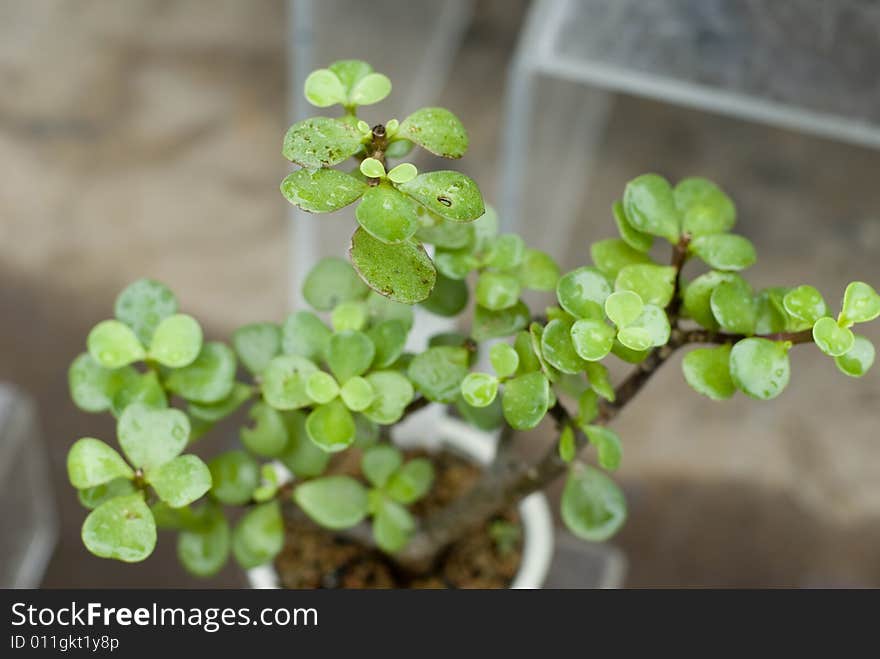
[304, 60, 391, 109]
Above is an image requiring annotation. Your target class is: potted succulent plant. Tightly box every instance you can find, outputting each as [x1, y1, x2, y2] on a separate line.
[65, 60, 879, 588]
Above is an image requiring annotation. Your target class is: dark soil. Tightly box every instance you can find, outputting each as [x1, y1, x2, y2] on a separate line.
[274, 452, 522, 589]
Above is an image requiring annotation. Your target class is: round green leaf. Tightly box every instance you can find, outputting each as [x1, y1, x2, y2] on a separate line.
[397, 171, 484, 222]
[398, 107, 468, 159]
[367, 320, 407, 369]
[561, 464, 627, 542]
[674, 177, 736, 237]
[303, 257, 369, 311]
[329, 59, 374, 95]
[570, 319, 615, 361]
[147, 454, 211, 508]
[232, 501, 283, 569]
[350, 228, 436, 304]
[177, 506, 230, 577]
[110, 369, 168, 417]
[326, 330, 375, 382]
[605, 290, 644, 328]
[208, 450, 260, 505]
[578, 389, 599, 426]
[517, 248, 560, 291]
[282, 311, 330, 360]
[421, 272, 469, 317]
[476, 271, 520, 311]
[682, 345, 735, 400]
[755, 287, 792, 335]
[278, 411, 331, 478]
[489, 343, 520, 378]
[69, 354, 138, 414]
[306, 400, 356, 452]
[67, 438, 134, 489]
[282, 116, 362, 168]
[611, 339, 650, 364]
[362, 371, 414, 424]
[585, 425, 622, 471]
[305, 371, 340, 404]
[149, 314, 202, 368]
[114, 278, 178, 346]
[486, 234, 526, 270]
[304, 68, 346, 107]
[502, 372, 549, 430]
[541, 319, 587, 374]
[558, 426, 576, 463]
[729, 338, 790, 400]
[472, 301, 530, 341]
[331, 301, 368, 332]
[165, 342, 237, 404]
[281, 168, 368, 213]
[612, 200, 653, 252]
[690, 234, 756, 271]
[614, 264, 676, 307]
[82, 493, 156, 563]
[417, 215, 473, 249]
[682, 271, 741, 330]
[782, 285, 828, 325]
[349, 72, 391, 105]
[556, 267, 612, 319]
[241, 402, 289, 457]
[188, 383, 251, 424]
[294, 476, 369, 530]
[623, 173, 680, 243]
[117, 403, 190, 469]
[359, 157, 386, 179]
[87, 320, 145, 369]
[387, 162, 418, 184]
[434, 247, 478, 280]
[373, 498, 415, 553]
[812, 316, 855, 357]
[362, 444, 403, 488]
[233, 323, 280, 376]
[386, 458, 434, 504]
[460, 372, 499, 408]
[710, 278, 756, 335]
[339, 376, 375, 411]
[590, 238, 653, 280]
[840, 281, 880, 326]
[835, 335, 875, 377]
[616, 327, 652, 351]
[408, 346, 469, 403]
[77, 477, 136, 511]
[262, 354, 319, 410]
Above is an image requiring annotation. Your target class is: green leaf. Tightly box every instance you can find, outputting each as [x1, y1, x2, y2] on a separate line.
[577, 389, 599, 426]
[177, 505, 230, 577]
[278, 411, 331, 478]
[282, 311, 331, 360]
[350, 228, 436, 304]
[398, 107, 468, 158]
[87, 320, 145, 369]
[570, 318, 615, 362]
[208, 450, 260, 505]
[306, 400, 356, 452]
[561, 464, 626, 542]
[77, 477, 136, 511]
[682, 345, 736, 400]
[782, 285, 828, 325]
[67, 438, 134, 489]
[281, 168, 368, 213]
[475, 271, 520, 311]
[188, 382, 252, 423]
[326, 330, 375, 382]
[460, 372, 499, 408]
[261, 354, 319, 410]
[558, 426, 576, 463]
[241, 402, 289, 457]
[585, 425, 622, 471]
[82, 493, 156, 562]
[147, 454, 212, 508]
[359, 156, 385, 179]
[339, 376, 375, 411]
[729, 338, 790, 400]
[434, 248, 478, 280]
[674, 177, 736, 237]
[332, 302, 368, 337]
[683, 271, 741, 330]
[417, 214, 473, 249]
[502, 372, 550, 430]
[233, 323, 281, 375]
[840, 281, 880, 326]
[754, 287, 791, 335]
[485, 234, 526, 270]
[690, 234, 756, 271]
[362, 444, 403, 488]
[408, 346, 470, 403]
[386, 459, 434, 504]
[472, 300, 530, 341]
[614, 264, 676, 307]
[612, 200, 653, 252]
[117, 403, 190, 469]
[294, 476, 369, 530]
[282, 117, 362, 168]
[590, 238, 653, 280]
[231, 501, 283, 569]
[421, 273, 469, 317]
[114, 278, 178, 346]
[710, 278, 756, 335]
[556, 267, 612, 319]
[397, 171, 484, 222]
[373, 498, 415, 553]
[365, 321, 406, 369]
[328, 59, 374, 96]
[356, 184, 421, 244]
[616, 326, 652, 351]
[68, 354, 137, 413]
[611, 340, 650, 364]
[387, 162, 418, 184]
[110, 370, 167, 417]
[835, 335, 875, 378]
[517, 248, 560, 291]
[305, 371, 340, 404]
[349, 72, 391, 105]
[604, 290, 644, 328]
[165, 342, 237, 404]
[585, 362, 615, 402]
[366, 291, 415, 330]
[362, 371, 414, 424]
[812, 316, 855, 357]
[303, 68, 347, 107]
[623, 173, 680, 243]
[303, 257, 369, 310]
[148, 314, 203, 368]
[489, 343, 520, 378]
[541, 319, 587, 374]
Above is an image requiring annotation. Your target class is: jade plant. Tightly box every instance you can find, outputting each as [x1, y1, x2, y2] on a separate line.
[66, 60, 879, 579]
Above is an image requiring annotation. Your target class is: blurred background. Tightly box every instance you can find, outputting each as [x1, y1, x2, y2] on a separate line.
[2, 0, 880, 588]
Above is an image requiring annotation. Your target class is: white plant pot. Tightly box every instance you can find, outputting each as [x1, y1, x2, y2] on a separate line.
[247, 418, 554, 589]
